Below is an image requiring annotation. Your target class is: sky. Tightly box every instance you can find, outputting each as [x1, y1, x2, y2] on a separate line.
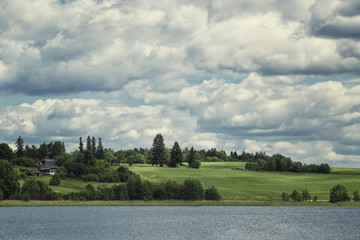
[1, 0, 360, 167]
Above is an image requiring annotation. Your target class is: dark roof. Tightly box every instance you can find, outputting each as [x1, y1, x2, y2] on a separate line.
[40, 159, 59, 170]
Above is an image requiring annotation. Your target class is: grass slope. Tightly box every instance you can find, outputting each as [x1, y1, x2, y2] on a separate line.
[129, 162, 360, 201]
[28, 162, 360, 202]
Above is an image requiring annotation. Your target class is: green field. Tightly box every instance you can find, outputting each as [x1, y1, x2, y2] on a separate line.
[129, 162, 360, 201]
[37, 162, 360, 202]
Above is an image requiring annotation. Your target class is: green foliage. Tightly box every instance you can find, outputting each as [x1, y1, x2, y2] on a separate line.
[0, 159, 20, 199]
[290, 190, 303, 202]
[281, 192, 290, 201]
[21, 178, 58, 200]
[0, 188, 3, 200]
[0, 143, 14, 160]
[302, 189, 311, 202]
[182, 178, 204, 200]
[151, 133, 167, 167]
[15, 136, 25, 157]
[353, 190, 360, 202]
[127, 175, 144, 200]
[169, 142, 183, 168]
[329, 184, 350, 203]
[187, 147, 201, 169]
[165, 180, 182, 200]
[49, 174, 61, 186]
[205, 186, 221, 201]
[313, 196, 318, 202]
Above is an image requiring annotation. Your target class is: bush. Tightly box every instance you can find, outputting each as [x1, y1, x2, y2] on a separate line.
[205, 186, 221, 201]
[290, 189, 303, 202]
[281, 192, 290, 201]
[313, 196, 318, 202]
[182, 178, 204, 200]
[0, 188, 3, 200]
[302, 189, 311, 202]
[353, 190, 359, 202]
[329, 184, 350, 203]
[49, 174, 61, 186]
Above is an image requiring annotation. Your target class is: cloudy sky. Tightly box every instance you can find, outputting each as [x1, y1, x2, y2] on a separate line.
[1, 0, 360, 167]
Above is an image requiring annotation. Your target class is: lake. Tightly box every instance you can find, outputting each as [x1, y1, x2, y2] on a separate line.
[0, 206, 359, 239]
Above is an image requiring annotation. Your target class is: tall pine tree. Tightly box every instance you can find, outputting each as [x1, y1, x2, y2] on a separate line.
[91, 136, 96, 154]
[79, 137, 84, 153]
[150, 133, 167, 167]
[169, 141, 183, 167]
[86, 136, 91, 151]
[15, 136, 25, 157]
[96, 137, 104, 159]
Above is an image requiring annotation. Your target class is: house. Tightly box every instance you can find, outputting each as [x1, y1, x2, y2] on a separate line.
[30, 159, 59, 177]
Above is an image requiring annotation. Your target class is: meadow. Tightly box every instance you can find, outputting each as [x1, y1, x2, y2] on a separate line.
[33, 162, 360, 202]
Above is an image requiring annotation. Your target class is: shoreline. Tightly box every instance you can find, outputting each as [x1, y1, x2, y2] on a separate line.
[1, 200, 360, 207]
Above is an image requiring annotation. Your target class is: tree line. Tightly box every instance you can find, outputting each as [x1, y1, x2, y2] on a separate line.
[245, 153, 331, 173]
[281, 185, 360, 203]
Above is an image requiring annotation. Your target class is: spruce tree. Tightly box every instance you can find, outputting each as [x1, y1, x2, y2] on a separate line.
[96, 137, 104, 159]
[169, 141, 183, 167]
[91, 136, 96, 154]
[86, 136, 91, 151]
[15, 136, 25, 157]
[79, 137, 84, 153]
[150, 133, 166, 167]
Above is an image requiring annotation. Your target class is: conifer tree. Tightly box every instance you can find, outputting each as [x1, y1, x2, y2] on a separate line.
[169, 141, 183, 167]
[150, 133, 166, 167]
[86, 136, 91, 151]
[91, 136, 96, 154]
[15, 136, 25, 157]
[96, 137, 104, 159]
[79, 137, 84, 153]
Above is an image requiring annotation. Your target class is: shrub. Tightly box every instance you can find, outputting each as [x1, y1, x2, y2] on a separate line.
[353, 190, 359, 202]
[313, 196, 318, 202]
[205, 186, 221, 201]
[182, 178, 204, 200]
[281, 192, 290, 201]
[302, 189, 311, 202]
[49, 174, 61, 186]
[290, 189, 303, 202]
[329, 184, 350, 203]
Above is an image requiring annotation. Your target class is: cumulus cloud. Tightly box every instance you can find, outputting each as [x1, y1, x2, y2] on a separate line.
[2, 73, 360, 166]
[1, 0, 360, 96]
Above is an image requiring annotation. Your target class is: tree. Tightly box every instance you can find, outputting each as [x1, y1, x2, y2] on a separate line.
[49, 174, 61, 186]
[302, 189, 311, 202]
[150, 133, 167, 167]
[290, 189, 302, 202]
[205, 186, 221, 200]
[329, 184, 350, 203]
[182, 178, 204, 200]
[15, 136, 25, 157]
[0, 159, 20, 199]
[91, 136, 96, 154]
[86, 136, 91, 152]
[79, 137, 84, 153]
[186, 147, 201, 169]
[169, 141, 183, 167]
[0, 143, 14, 160]
[96, 138, 105, 159]
[281, 192, 290, 201]
[353, 190, 360, 202]
[38, 142, 48, 159]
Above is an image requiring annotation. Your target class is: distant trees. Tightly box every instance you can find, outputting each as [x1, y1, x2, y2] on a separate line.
[245, 154, 331, 174]
[281, 189, 311, 202]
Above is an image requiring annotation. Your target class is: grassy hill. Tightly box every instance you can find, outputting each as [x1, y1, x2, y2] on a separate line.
[41, 162, 360, 201]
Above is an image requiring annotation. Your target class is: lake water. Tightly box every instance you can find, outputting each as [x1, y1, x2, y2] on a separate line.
[0, 206, 359, 240]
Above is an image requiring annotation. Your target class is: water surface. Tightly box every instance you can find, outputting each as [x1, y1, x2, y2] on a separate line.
[0, 206, 359, 239]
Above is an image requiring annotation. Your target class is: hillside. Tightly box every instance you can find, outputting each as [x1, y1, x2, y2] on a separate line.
[41, 162, 360, 201]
